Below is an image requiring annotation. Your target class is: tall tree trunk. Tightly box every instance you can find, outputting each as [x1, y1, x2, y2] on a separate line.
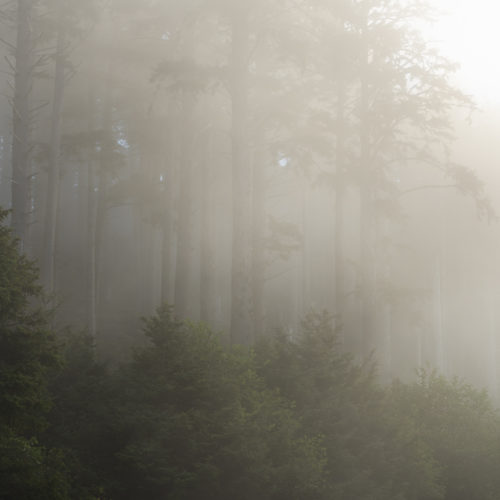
[87, 75, 112, 337]
[42, 21, 66, 292]
[334, 80, 346, 344]
[86, 85, 97, 337]
[300, 183, 311, 316]
[433, 255, 446, 375]
[381, 303, 393, 380]
[297, 181, 313, 320]
[416, 324, 423, 369]
[229, 9, 252, 344]
[11, 0, 35, 250]
[200, 130, 214, 324]
[161, 118, 177, 305]
[252, 135, 266, 339]
[359, 23, 375, 359]
[487, 292, 498, 402]
[174, 94, 194, 319]
[94, 77, 112, 331]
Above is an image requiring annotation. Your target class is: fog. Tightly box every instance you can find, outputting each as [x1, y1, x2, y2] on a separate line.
[1, 0, 500, 393]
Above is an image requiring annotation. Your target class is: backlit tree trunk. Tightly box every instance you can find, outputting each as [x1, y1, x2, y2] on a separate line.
[11, 0, 35, 250]
[252, 135, 266, 339]
[334, 80, 346, 344]
[174, 94, 195, 319]
[200, 130, 214, 324]
[230, 8, 253, 344]
[42, 21, 66, 292]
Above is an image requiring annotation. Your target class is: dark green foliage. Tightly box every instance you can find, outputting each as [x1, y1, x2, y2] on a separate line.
[3, 207, 500, 500]
[106, 306, 325, 500]
[255, 313, 442, 500]
[254, 312, 500, 499]
[390, 372, 500, 500]
[0, 428, 69, 500]
[0, 209, 70, 498]
[0, 209, 59, 434]
[45, 330, 112, 499]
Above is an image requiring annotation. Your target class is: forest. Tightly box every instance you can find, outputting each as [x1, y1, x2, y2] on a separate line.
[2, 0, 500, 498]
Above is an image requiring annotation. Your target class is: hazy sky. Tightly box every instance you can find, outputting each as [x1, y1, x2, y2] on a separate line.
[429, 0, 498, 104]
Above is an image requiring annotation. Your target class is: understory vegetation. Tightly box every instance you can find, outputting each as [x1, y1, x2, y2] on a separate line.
[2, 213, 500, 500]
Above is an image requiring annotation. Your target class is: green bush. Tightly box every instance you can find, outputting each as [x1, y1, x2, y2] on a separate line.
[0, 209, 70, 498]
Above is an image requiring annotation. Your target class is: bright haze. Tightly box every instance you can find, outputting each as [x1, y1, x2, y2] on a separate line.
[429, 0, 500, 104]
[1, 0, 500, 396]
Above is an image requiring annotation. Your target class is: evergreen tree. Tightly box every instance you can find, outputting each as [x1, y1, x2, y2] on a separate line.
[0, 208, 69, 498]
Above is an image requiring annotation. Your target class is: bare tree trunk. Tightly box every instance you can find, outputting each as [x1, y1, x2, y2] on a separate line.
[229, 9, 252, 344]
[334, 80, 346, 343]
[301, 183, 311, 316]
[433, 255, 446, 375]
[200, 130, 214, 324]
[93, 77, 112, 332]
[487, 293, 498, 402]
[161, 119, 177, 305]
[86, 85, 97, 337]
[381, 303, 393, 380]
[11, 0, 35, 250]
[87, 75, 112, 337]
[42, 21, 66, 292]
[252, 135, 266, 339]
[416, 324, 423, 369]
[359, 23, 376, 359]
[174, 94, 194, 319]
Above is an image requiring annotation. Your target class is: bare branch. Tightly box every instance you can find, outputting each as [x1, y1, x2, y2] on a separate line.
[4, 54, 15, 72]
[0, 35, 15, 51]
[398, 184, 457, 197]
[30, 100, 49, 115]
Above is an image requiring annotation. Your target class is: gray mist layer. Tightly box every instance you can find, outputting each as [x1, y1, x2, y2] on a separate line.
[0, 0, 498, 395]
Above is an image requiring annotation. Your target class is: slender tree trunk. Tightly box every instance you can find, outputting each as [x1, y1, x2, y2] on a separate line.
[161, 176, 176, 305]
[161, 119, 177, 305]
[359, 24, 375, 359]
[252, 135, 266, 339]
[229, 9, 252, 344]
[487, 293, 498, 402]
[11, 0, 35, 250]
[174, 94, 194, 319]
[382, 303, 393, 379]
[42, 21, 66, 292]
[416, 324, 423, 369]
[86, 85, 97, 337]
[87, 75, 112, 337]
[334, 80, 346, 343]
[140, 155, 162, 316]
[433, 255, 446, 375]
[93, 78, 112, 329]
[301, 183, 311, 315]
[200, 130, 214, 324]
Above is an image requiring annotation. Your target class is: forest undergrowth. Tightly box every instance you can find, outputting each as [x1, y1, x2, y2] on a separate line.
[1, 210, 500, 500]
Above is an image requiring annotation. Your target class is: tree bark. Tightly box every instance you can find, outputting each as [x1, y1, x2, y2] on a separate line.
[487, 293, 498, 401]
[161, 118, 177, 306]
[42, 21, 66, 292]
[229, 9, 252, 344]
[173, 94, 194, 319]
[11, 0, 35, 250]
[87, 75, 112, 337]
[252, 135, 266, 339]
[359, 22, 376, 359]
[200, 130, 214, 324]
[433, 255, 446, 375]
[86, 85, 97, 337]
[334, 80, 346, 344]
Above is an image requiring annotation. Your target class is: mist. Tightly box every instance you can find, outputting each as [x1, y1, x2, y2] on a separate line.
[2, 0, 500, 497]
[0, 0, 498, 386]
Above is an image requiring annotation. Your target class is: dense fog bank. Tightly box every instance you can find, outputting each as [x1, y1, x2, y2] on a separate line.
[1, 0, 499, 394]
